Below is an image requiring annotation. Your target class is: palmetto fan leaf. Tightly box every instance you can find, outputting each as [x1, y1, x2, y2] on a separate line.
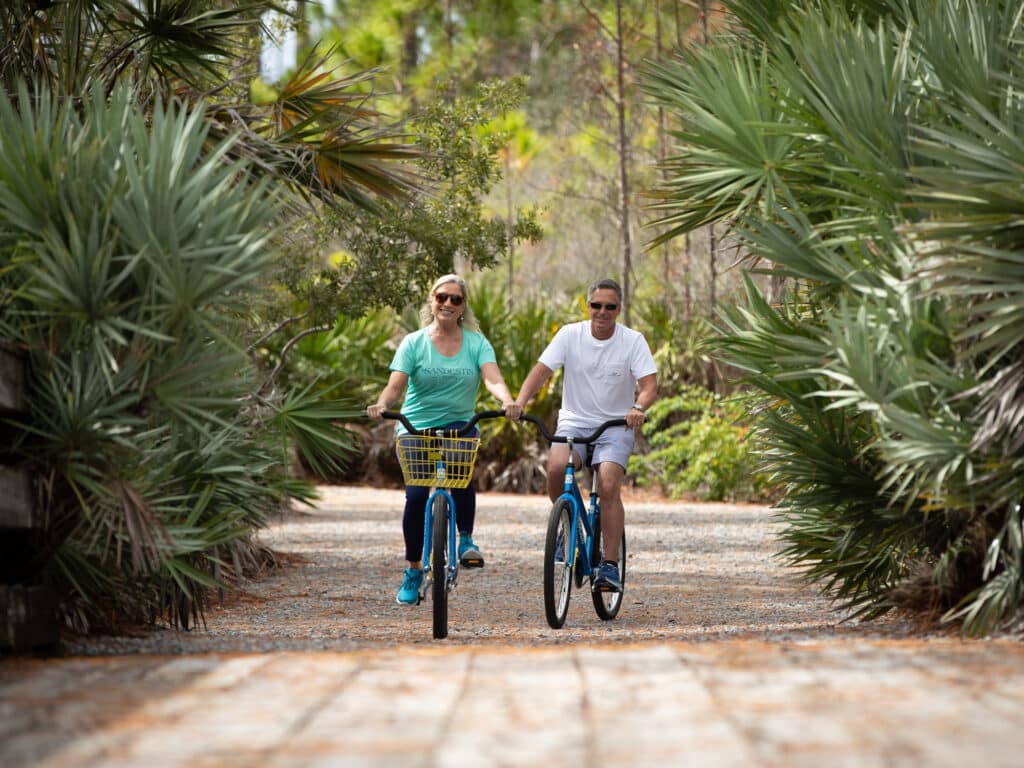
[95, 0, 276, 90]
[643, 45, 798, 243]
[203, 50, 423, 211]
[650, 0, 1024, 633]
[0, 85, 307, 629]
[1, 2, 424, 213]
[271, 46, 382, 133]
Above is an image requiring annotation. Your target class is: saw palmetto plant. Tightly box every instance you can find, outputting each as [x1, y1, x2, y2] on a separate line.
[644, 0, 1024, 634]
[0, 1, 421, 629]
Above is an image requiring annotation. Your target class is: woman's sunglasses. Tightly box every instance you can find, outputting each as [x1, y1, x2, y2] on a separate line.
[434, 292, 464, 306]
[589, 301, 618, 311]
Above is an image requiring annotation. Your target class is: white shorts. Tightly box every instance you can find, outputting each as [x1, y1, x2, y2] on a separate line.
[556, 422, 635, 470]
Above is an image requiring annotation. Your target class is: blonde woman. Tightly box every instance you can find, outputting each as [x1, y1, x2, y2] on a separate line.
[368, 275, 521, 604]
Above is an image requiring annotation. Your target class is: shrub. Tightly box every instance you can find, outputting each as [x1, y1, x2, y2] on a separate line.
[629, 387, 770, 501]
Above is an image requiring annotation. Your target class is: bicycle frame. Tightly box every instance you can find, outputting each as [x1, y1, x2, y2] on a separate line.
[378, 408, 504, 608]
[519, 413, 632, 628]
[559, 436, 600, 580]
[520, 413, 628, 575]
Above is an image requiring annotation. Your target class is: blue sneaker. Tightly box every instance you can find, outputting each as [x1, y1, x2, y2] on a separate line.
[396, 568, 423, 605]
[458, 534, 484, 568]
[593, 560, 621, 593]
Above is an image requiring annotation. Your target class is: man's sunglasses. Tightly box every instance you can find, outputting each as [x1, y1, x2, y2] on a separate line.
[434, 292, 464, 306]
[589, 301, 618, 311]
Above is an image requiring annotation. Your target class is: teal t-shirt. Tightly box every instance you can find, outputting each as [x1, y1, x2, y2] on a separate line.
[391, 327, 497, 432]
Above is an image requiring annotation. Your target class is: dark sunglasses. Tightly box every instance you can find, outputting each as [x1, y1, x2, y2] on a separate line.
[589, 301, 618, 311]
[434, 292, 464, 306]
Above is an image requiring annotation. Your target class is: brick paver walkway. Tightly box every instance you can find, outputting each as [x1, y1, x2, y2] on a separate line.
[3, 488, 1024, 767]
[4, 641, 1024, 767]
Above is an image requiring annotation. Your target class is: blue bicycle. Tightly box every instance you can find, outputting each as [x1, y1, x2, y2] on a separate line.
[381, 409, 504, 639]
[521, 413, 628, 628]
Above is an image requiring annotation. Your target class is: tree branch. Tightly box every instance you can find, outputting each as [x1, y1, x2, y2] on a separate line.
[579, 1, 616, 41]
[248, 308, 314, 352]
[260, 323, 334, 394]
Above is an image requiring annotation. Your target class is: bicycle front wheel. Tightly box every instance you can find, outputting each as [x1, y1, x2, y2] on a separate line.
[544, 498, 574, 628]
[591, 514, 626, 621]
[431, 494, 449, 639]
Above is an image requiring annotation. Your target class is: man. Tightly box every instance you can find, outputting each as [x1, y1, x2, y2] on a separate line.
[514, 278, 657, 593]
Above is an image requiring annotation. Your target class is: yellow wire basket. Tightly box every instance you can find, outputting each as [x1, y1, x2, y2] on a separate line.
[395, 433, 481, 489]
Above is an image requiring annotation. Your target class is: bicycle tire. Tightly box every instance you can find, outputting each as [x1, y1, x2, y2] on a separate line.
[591, 514, 626, 621]
[431, 494, 449, 639]
[544, 498, 574, 628]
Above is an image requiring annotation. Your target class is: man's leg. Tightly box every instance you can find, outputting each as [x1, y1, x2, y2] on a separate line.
[546, 444, 572, 501]
[596, 461, 626, 560]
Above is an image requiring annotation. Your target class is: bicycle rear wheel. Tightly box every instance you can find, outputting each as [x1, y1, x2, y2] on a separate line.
[431, 494, 449, 639]
[544, 498, 574, 628]
[591, 514, 626, 621]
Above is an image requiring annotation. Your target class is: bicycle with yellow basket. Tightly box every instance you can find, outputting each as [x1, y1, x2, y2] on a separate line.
[378, 409, 505, 639]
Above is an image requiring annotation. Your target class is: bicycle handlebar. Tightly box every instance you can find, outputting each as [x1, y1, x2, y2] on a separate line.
[373, 409, 506, 436]
[519, 413, 628, 444]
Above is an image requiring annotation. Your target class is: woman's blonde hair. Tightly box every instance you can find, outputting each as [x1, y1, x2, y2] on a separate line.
[420, 273, 479, 331]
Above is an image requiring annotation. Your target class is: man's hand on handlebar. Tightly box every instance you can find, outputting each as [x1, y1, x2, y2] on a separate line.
[625, 407, 646, 430]
[502, 401, 523, 420]
[366, 403, 387, 419]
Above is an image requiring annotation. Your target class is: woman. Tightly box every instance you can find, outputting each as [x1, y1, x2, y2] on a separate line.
[367, 274, 521, 605]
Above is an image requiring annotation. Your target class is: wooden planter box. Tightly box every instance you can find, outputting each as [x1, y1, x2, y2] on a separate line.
[0, 584, 59, 653]
[0, 346, 60, 654]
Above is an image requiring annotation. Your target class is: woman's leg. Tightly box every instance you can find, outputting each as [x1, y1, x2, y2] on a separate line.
[450, 483, 476, 535]
[402, 484, 430, 563]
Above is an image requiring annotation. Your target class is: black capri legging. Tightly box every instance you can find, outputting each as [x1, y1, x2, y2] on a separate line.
[402, 483, 476, 563]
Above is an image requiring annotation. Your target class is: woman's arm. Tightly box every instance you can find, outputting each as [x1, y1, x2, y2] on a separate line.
[366, 370, 409, 419]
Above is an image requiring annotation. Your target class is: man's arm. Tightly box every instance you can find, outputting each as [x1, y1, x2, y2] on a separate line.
[635, 373, 657, 411]
[626, 372, 658, 429]
[513, 361, 555, 413]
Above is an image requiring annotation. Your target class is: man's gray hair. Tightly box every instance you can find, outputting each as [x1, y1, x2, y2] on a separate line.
[588, 278, 622, 303]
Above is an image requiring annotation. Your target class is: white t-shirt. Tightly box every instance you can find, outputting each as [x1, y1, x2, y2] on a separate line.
[539, 321, 657, 430]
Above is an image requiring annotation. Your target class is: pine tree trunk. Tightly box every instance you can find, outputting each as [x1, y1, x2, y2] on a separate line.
[615, 0, 633, 324]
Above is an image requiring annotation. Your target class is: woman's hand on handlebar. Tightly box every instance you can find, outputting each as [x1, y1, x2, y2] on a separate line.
[366, 403, 387, 419]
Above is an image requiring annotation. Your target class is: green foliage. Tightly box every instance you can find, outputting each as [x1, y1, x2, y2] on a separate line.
[629, 387, 768, 502]
[0, 85, 341, 630]
[279, 77, 543, 327]
[646, 0, 1024, 634]
[631, 295, 714, 393]
[267, 308, 398, 402]
[468, 278, 568, 460]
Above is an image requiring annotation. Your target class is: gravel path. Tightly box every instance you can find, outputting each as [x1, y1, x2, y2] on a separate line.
[64, 485, 918, 655]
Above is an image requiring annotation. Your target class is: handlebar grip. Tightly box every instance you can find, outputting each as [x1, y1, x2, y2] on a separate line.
[380, 410, 417, 434]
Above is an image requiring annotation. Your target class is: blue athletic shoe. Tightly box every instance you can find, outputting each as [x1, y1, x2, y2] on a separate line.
[396, 567, 423, 605]
[458, 534, 484, 568]
[593, 560, 621, 593]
